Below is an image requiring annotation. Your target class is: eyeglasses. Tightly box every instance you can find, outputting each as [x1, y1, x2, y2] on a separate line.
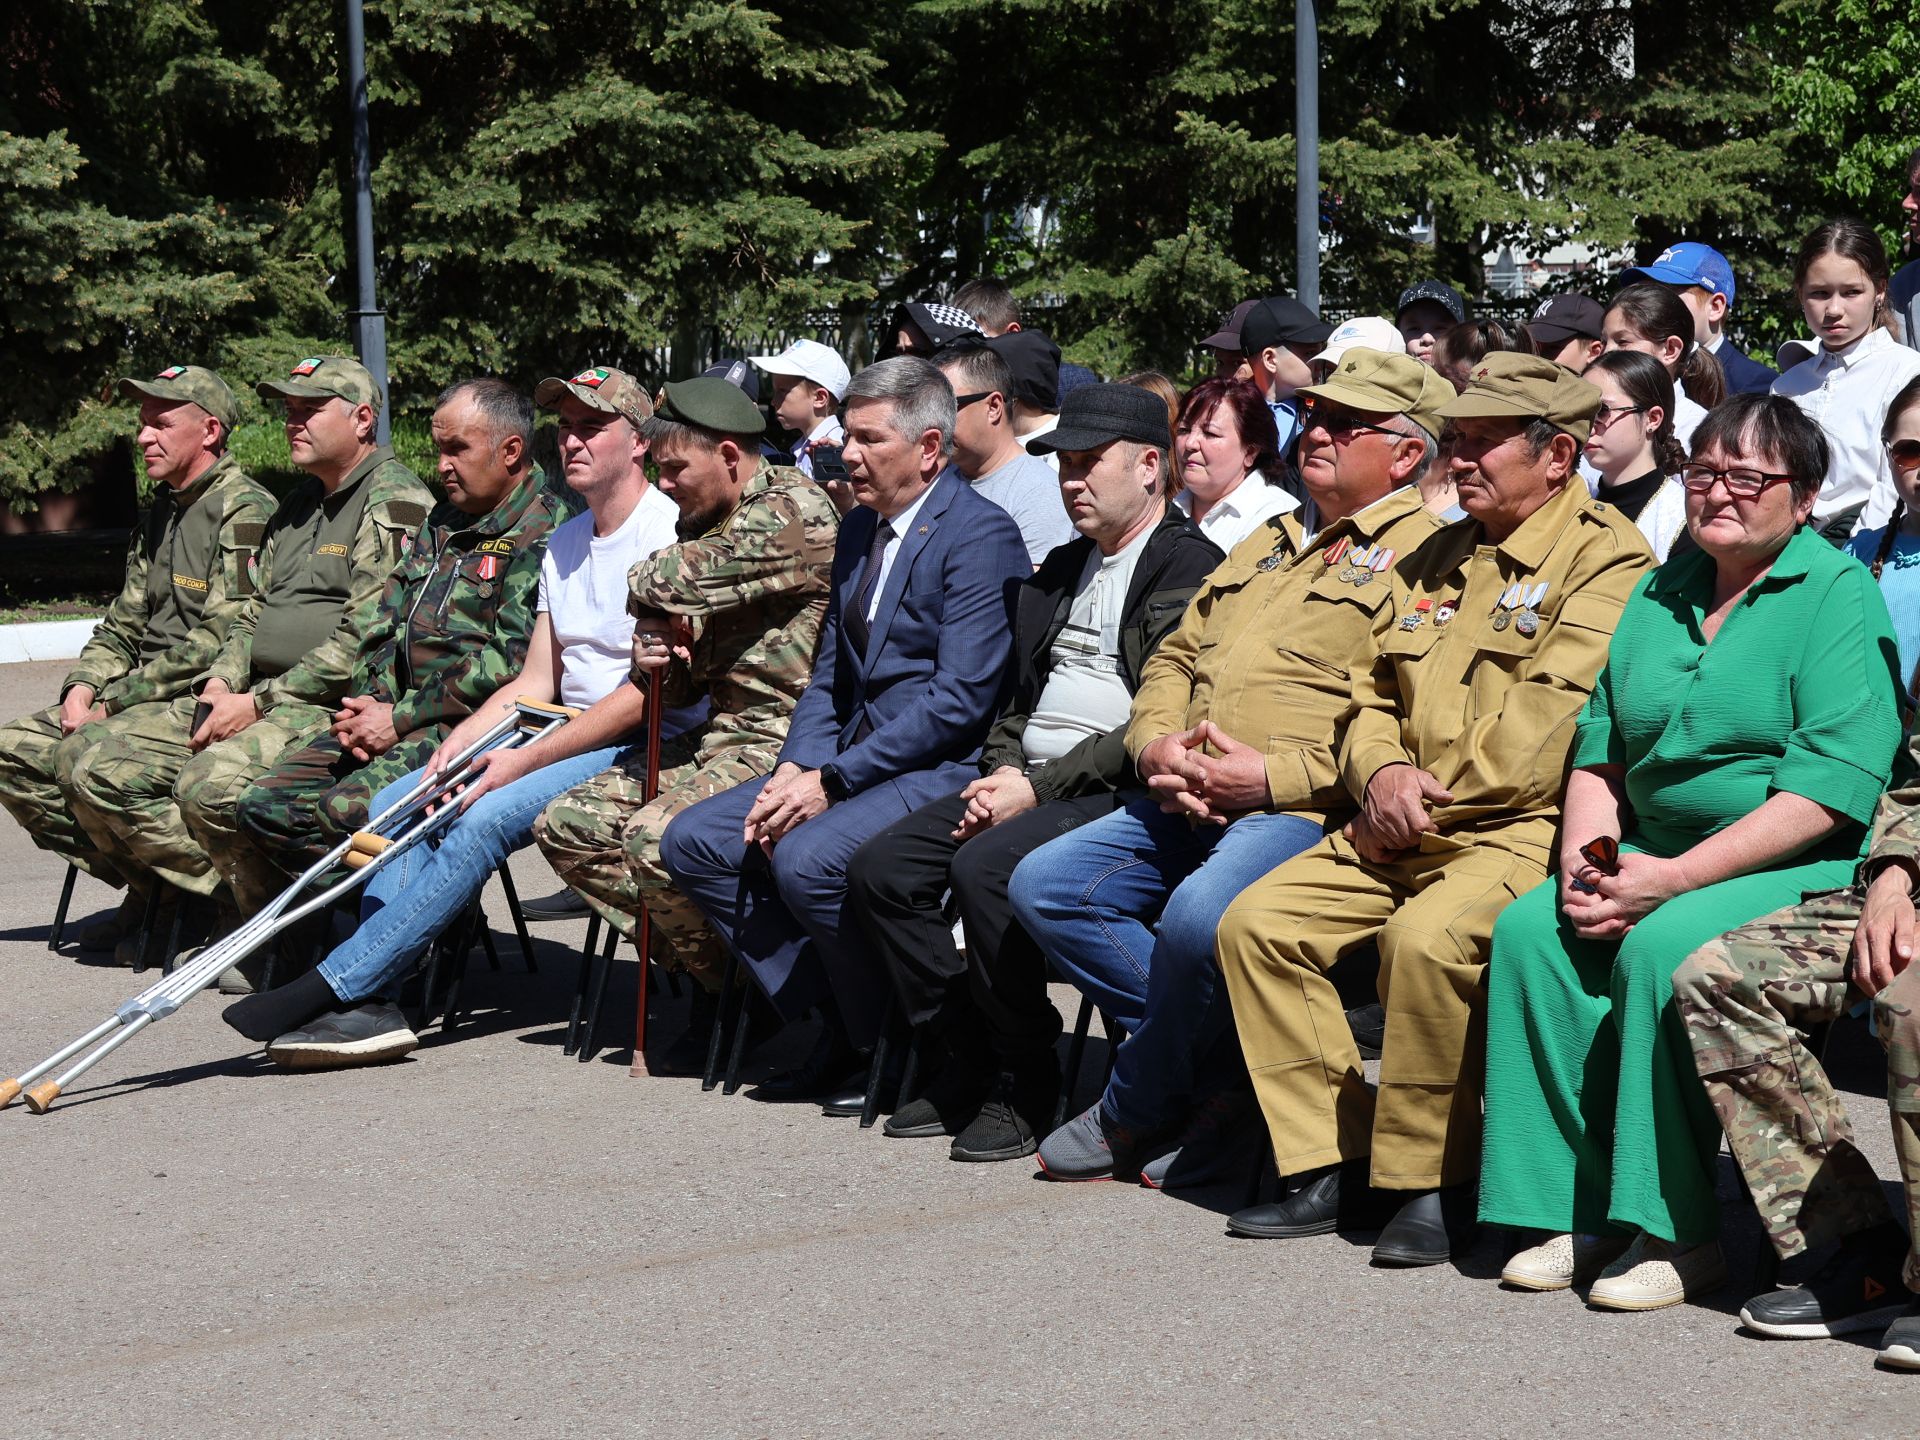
[1590, 403, 1645, 434]
[953, 391, 995, 410]
[1678, 464, 1799, 497]
[1885, 438, 1920, 474]
[1300, 402, 1402, 440]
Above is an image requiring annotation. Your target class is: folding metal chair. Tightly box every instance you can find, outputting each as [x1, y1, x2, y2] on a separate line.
[48, 863, 79, 951]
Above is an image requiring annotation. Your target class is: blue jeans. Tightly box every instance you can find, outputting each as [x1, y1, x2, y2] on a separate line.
[319, 745, 624, 1004]
[1008, 798, 1324, 1131]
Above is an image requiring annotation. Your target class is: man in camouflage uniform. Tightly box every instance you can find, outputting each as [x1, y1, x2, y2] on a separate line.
[0, 364, 273, 946]
[228, 377, 566, 910]
[62, 358, 431, 953]
[533, 377, 836, 1032]
[1674, 740, 1920, 1369]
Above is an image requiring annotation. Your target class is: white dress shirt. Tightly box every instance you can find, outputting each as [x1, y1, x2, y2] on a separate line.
[1774, 327, 1920, 529]
[864, 478, 939, 621]
[1174, 469, 1300, 553]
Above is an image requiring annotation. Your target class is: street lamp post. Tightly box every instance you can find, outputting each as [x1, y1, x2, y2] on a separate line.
[1296, 0, 1320, 311]
[345, 0, 390, 445]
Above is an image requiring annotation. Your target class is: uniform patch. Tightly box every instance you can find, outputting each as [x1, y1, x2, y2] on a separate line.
[233, 522, 266, 546]
[571, 367, 611, 388]
[386, 501, 429, 528]
[315, 542, 350, 557]
[475, 538, 516, 555]
[291, 357, 323, 376]
[157, 365, 187, 380]
[173, 573, 209, 592]
[242, 551, 260, 594]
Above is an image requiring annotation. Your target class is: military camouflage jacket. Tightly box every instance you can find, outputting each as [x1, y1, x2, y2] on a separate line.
[626, 463, 837, 749]
[352, 469, 568, 739]
[199, 449, 433, 719]
[64, 453, 275, 715]
[1864, 727, 1920, 883]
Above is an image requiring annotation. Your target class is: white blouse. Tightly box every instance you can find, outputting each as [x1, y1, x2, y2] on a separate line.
[1773, 328, 1920, 531]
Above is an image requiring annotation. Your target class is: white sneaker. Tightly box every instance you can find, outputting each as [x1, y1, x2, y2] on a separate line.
[1501, 1232, 1632, 1292]
[1587, 1234, 1727, 1312]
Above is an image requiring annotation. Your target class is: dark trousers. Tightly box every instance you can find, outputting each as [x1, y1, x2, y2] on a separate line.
[658, 764, 973, 1050]
[845, 788, 1123, 1068]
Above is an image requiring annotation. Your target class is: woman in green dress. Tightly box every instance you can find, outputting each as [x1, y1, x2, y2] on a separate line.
[1478, 393, 1904, 1312]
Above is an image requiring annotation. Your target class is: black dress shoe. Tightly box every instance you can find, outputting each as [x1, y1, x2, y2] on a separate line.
[1372, 1184, 1478, 1266]
[1347, 1002, 1386, 1060]
[748, 1024, 860, 1103]
[1228, 1159, 1379, 1238]
[821, 1052, 901, 1117]
[520, 888, 591, 921]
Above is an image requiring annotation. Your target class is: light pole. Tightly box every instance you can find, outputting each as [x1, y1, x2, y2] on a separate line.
[1295, 0, 1320, 310]
[345, 0, 390, 445]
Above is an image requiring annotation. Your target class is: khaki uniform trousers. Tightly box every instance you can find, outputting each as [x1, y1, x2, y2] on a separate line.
[1217, 831, 1543, 1190]
[0, 706, 128, 885]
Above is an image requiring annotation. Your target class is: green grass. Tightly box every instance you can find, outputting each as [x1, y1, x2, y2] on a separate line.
[0, 593, 116, 625]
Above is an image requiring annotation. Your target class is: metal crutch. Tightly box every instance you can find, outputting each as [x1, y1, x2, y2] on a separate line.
[628, 668, 665, 1077]
[0, 700, 576, 1114]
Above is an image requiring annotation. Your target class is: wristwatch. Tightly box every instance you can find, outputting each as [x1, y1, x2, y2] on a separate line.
[819, 763, 851, 804]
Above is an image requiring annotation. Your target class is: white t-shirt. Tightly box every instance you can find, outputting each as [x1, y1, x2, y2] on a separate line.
[538, 486, 680, 709]
[1174, 469, 1299, 553]
[1022, 522, 1154, 765]
[969, 450, 1074, 564]
[1774, 328, 1920, 530]
[1674, 392, 1707, 451]
[1019, 416, 1063, 474]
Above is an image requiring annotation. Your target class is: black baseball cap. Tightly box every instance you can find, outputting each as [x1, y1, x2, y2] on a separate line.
[701, 358, 761, 405]
[1239, 297, 1333, 355]
[1395, 280, 1468, 326]
[1527, 294, 1606, 346]
[1025, 382, 1172, 454]
[1199, 299, 1261, 351]
[983, 329, 1062, 411]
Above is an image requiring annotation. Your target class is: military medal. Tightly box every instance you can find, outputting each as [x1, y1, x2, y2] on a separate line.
[1491, 582, 1522, 632]
[1322, 537, 1351, 568]
[1257, 554, 1282, 571]
[1400, 597, 1433, 631]
[1513, 582, 1548, 637]
[475, 554, 500, 582]
[1435, 601, 1456, 628]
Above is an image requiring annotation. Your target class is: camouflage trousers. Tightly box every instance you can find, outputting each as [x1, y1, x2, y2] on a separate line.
[0, 704, 131, 886]
[532, 727, 780, 991]
[232, 727, 447, 913]
[1674, 884, 1920, 1290]
[61, 694, 329, 902]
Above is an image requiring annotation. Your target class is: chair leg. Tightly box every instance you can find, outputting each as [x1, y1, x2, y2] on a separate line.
[129, 886, 162, 974]
[566, 915, 603, 1055]
[478, 911, 503, 972]
[495, 862, 538, 972]
[859, 1002, 899, 1130]
[441, 903, 485, 1033]
[1099, 1011, 1122, 1087]
[897, 1028, 925, 1111]
[48, 863, 79, 951]
[722, 983, 755, 1096]
[1057, 994, 1095, 1130]
[703, 947, 740, 1092]
[577, 921, 620, 1063]
[159, 891, 191, 977]
[1245, 1132, 1276, 1208]
[663, 967, 683, 1000]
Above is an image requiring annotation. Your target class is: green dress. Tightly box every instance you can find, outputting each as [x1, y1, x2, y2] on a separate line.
[1479, 524, 1902, 1244]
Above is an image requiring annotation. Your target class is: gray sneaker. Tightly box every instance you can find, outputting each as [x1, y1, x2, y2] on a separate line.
[1880, 1304, 1920, 1371]
[1138, 1088, 1262, 1190]
[266, 1003, 419, 1070]
[1038, 1103, 1116, 1180]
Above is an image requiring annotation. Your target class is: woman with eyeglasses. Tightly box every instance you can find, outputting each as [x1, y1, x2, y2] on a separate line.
[1846, 376, 1920, 689]
[1774, 218, 1920, 543]
[1580, 351, 1691, 560]
[1169, 378, 1293, 551]
[1479, 394, 1902, 1313]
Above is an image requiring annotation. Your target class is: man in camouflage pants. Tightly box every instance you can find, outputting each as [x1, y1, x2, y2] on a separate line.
[532, 377, 836, 1057]
[63, 358, 430, 963]
[229, 377, 565, 911]
[1674, 746, 1920, 1370]
[0, 364, 273, 949]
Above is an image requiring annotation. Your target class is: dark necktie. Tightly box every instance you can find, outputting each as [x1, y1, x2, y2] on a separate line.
[846, 519, 894, 655]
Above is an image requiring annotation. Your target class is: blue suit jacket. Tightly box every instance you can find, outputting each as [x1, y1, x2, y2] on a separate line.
[779, 473, 1029, 804]
[1718, 341, 1779, 396]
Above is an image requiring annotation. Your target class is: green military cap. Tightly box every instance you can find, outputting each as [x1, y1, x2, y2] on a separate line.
[1438, 351, 1603, 443]
[256, 355, 384, 414]
[117, 364, 240, 430]
[653, 376, 765, 437]
[1298, 347, 1455, 443]
[533, 364, 654, 429]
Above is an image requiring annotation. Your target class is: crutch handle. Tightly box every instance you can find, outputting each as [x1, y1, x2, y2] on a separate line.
[22, 1079, 60, 1114]
[516, 698, 581, 721]
[345, 832, 393, 867]
[0, 1077, 20, 1109]
[341, 848, 377, 870]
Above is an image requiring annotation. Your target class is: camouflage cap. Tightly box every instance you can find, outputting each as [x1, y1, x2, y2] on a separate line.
[256, 355, 384, 414]
[534, 365, 654, 429]
[117, 364, 240, 430]
[1438, 351, 1603, 443]
[653, 377, 765, 437]
[1298, 348, 1454, 442]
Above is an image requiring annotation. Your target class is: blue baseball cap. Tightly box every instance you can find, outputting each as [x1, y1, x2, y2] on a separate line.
[1624, 242, 1737, 307]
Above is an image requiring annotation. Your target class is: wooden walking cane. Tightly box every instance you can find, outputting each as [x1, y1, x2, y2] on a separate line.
[629, 667, 665, 1077]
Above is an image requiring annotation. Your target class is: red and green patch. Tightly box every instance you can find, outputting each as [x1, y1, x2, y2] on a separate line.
[157, 365, 187, 379]
[571, 368, 611, 388]
[291, 357, 323, 376]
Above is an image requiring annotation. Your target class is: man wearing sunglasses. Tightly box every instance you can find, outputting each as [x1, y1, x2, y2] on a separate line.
[1012, 349, 1454, 1184]
[1216, 353, 1652, 1264]
[935, 341, 1074, 565]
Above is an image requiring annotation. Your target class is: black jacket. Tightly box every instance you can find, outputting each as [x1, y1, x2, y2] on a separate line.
[1719, 342, 1779, 396]
[979, 505, 1223, 800]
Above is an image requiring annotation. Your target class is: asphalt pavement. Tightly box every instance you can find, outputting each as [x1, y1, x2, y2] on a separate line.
[0, 657, 1912, 1437]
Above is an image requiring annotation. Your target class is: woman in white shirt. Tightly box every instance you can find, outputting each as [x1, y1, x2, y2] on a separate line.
[1580, 350, 1690, 560]
[1170, 377, 1298, 552]
[1774, 216, 1920, 541]
[1601, 282, 1724, 451]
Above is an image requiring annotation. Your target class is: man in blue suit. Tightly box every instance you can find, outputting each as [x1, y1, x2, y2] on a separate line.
[661, 356, 1030, 1110]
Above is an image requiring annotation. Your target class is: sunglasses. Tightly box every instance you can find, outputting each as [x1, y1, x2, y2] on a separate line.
[1568, 835, 1620, 895]
[1299, 401, 1402, 440]
[953, 391, 996, 410]
[1886, 438, 1920, 474]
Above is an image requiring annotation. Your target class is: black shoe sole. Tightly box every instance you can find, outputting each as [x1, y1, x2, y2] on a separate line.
[951, 1135, 1040, 1162]
[1227, 1212, 1340, 1239]
[883, 1117, 951, 1138]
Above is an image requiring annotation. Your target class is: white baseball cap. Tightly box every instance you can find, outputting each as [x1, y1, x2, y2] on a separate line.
[747, 339, 851, 401]
[1311, 316, 1406, 368]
